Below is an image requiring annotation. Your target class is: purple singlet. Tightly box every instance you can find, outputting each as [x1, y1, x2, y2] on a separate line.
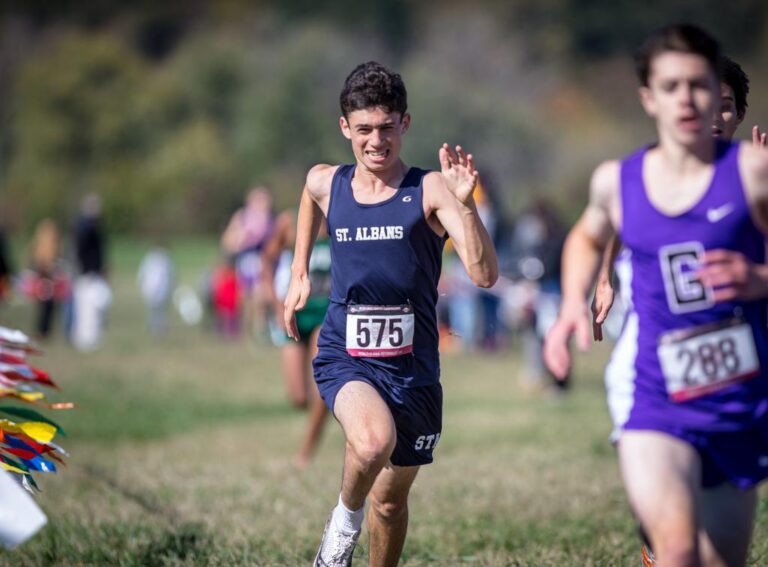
[610, 140, 768, 487]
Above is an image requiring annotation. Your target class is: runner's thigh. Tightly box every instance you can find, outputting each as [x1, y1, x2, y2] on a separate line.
[618, 430, 701, 543]
[334, 381, 396, 448]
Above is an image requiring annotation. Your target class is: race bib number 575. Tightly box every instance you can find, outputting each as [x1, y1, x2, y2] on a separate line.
[658, 318, 760, 402]
[346, 304, 414, 358]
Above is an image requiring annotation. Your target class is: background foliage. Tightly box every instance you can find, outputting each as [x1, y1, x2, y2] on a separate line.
[1, 1, 767, 233]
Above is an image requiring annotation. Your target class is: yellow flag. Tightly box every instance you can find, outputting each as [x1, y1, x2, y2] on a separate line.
[0, 419, 56, 443]
[20, 422, 56, 443]
[0, 462, 28, 475]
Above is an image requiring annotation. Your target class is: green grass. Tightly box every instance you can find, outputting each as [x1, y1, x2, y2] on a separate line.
[0, 237, 767, 565]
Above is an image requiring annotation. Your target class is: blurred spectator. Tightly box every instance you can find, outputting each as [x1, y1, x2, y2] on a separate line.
[438, 182, 499, 351]
[221, 187, 275, 340]
[197, 267, 216, 332]
[475, 179, 504, 350]
[26, 219, 65, 338]
[444, 251, 478, 351]
[210, 255, 240, 338]
[505, 199, 567, 390]
[173, 285, 204, 327]
[75, 194, 106, 276]
[72, 193, 111, 351]
[0, 226, 13, 305]
[137, 243, 175, 336]
[442, 179, 504, 352]
[262, 211, 331, 468]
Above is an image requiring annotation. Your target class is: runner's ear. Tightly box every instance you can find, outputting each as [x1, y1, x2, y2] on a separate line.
[638, 87, 656, 118]
[340, 116, 352, 140]
[401, 113, 411, 134]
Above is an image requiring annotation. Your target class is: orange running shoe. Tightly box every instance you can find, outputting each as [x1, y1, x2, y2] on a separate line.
[641, 545, 656, 566]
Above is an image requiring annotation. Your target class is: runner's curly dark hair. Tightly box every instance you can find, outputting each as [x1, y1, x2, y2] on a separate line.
[720, 55, 749, 120]
[340, 61, 407, 118]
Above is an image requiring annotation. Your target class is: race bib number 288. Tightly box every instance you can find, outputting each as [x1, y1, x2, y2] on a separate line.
[658, 318, 760, 402]
[346, 304, 414, 358]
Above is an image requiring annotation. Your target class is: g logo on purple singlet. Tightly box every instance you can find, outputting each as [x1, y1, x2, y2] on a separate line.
[659, 241, 714, 314]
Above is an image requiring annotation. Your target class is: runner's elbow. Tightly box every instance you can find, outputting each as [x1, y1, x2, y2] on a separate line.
[475, 277, 496, 289]
[472, 267, 498, 288]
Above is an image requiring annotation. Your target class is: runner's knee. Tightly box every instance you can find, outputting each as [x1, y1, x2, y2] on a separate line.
[370, 493, 407, 523]
[652, 532, 698, 567]
[288, 392, 308, 409]
[348, 430, 395, 470]
[656, 545, 697, 567]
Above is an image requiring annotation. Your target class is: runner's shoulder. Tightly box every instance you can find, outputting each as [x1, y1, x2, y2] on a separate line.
[421, 170, 454, 205]
[306, 164, 340, 199]
[589, 159, 621, 205]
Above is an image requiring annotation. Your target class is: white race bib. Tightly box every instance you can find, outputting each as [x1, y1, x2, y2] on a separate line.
[658, 318, 760, 402]
[345, 304, 414, 358]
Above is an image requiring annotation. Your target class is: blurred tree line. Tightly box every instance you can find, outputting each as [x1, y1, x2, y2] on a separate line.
[0, 0, 766, 234]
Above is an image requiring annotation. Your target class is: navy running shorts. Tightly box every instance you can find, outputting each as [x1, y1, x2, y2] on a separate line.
[314, 353, 443, 467]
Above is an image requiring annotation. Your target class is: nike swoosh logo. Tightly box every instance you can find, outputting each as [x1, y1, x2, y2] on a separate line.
[706, 203, 735, 223]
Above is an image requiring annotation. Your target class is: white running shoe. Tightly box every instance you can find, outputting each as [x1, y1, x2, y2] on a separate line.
[313, 514, 361, 567]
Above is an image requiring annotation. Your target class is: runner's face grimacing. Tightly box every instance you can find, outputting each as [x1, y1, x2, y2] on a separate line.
[712, 83, 742, 141]
[340, 107, 410, 172]
[639, 52, 719, 146]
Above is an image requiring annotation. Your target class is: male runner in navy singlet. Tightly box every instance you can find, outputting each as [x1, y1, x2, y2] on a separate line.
[283, 62, 498, 566]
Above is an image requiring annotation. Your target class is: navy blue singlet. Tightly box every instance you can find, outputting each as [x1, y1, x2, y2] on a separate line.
[314, 164, 446, 388]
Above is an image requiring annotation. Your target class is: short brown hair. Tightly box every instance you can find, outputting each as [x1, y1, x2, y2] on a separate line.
[634, 24, 720, 87]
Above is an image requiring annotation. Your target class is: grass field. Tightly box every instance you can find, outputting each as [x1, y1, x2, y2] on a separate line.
[0, 238, 767, 566]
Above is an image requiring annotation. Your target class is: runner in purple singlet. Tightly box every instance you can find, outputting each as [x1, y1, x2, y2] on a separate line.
[592, 54, 767, 567]
[543, 25, 768, 567]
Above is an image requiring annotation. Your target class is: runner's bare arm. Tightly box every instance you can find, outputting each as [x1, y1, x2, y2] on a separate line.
[740, 143, 768, 233]
[543, 160, 619, 379]
[220, 210, 244, 254]
[591, 233, 621, 341]
[283, 165, 336, 339]
[262, 212, 294, 329]
[562, 161, 619, 307]
[426, 144, 498, 288]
